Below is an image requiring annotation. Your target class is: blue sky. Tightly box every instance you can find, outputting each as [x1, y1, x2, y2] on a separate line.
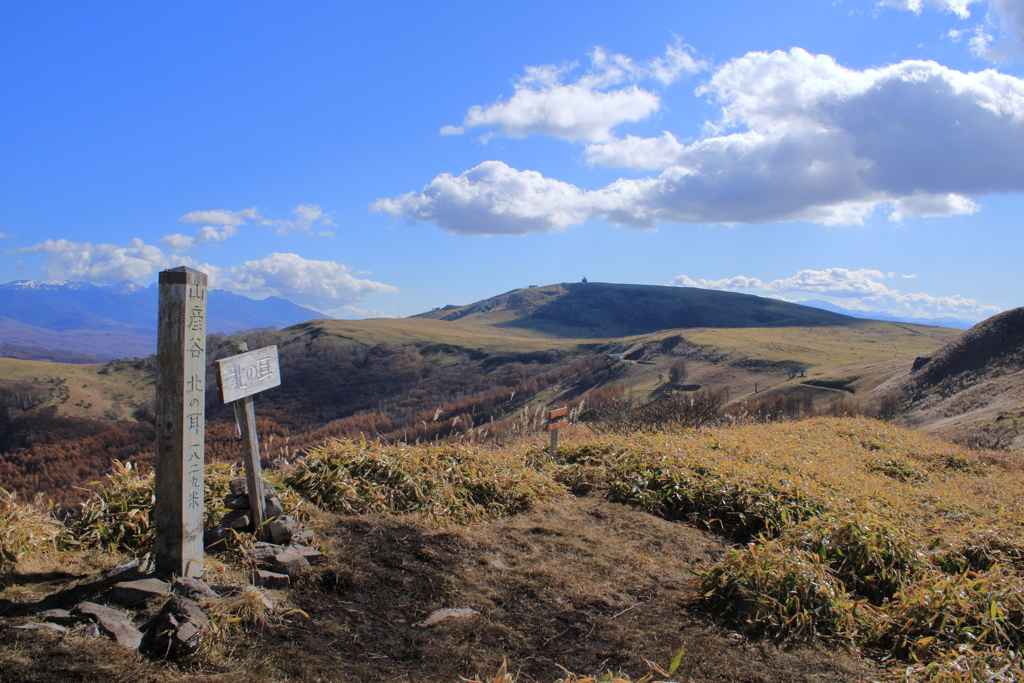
[2, 1, 1023, 324]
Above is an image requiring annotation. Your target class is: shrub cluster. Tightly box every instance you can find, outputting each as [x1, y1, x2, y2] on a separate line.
[549, 418, 1024, 678]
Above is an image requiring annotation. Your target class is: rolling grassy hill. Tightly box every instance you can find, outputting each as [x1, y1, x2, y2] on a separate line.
[415, 282, 855, 337]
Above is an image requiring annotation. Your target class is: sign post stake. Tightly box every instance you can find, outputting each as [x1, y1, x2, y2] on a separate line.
[230, 341, 266, 537]
[154, 266, 207, 577]
[546, 407, 570, 457]
[217, 343, 282, 539]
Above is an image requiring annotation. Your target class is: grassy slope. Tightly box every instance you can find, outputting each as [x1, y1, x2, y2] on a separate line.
[3, 417, 1022, 682]
[0, 357, 153, 422]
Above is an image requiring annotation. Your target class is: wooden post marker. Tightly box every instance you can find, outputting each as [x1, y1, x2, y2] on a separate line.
[547, 406, 570, 456]
[154, 266, 208, 577]
[217, 343, 281, 539]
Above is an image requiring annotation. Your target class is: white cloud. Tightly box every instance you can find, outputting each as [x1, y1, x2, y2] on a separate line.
[885, 0, 1024, 61]
[178, 207, 261, 227]
[670, 267, 1000, 321]
[385, 47, 1024, 233]
[650, 41, 707, 85]
[372, 161, 594, 235]
[159, 225, 238, 253]
[877, 0, 980, 19]
[441, 43, 704, 144]
[260, 204, 335, 236]
[216, 252, 399, 313]
[0, 232, 15, 239]
[6, 238, 174, 284]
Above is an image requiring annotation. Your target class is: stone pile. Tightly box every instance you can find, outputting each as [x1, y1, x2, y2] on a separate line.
[13, 572, 226, 658]
[213, 478, 301, 545]
[5, 481, 329, 660]
[246, 540, 326, 588]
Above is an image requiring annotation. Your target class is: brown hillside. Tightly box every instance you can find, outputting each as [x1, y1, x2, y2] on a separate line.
[882, 307, 1024, 449]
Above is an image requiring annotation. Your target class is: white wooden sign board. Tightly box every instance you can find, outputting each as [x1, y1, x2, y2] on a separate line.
[217, 345, 281, 403]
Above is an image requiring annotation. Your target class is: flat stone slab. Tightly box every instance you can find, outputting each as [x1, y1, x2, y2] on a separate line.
[288, 543, 326, 566]
[244, 545, 284, 563]
[264, 550, 310, 579]
[251, 570, 290, 589]
[414, 607, 480, 627]
[97, 615, 143, 650]
[109, 578, 170, 605]
[73, 601, 131, 623]
[174, 576, 219, 601]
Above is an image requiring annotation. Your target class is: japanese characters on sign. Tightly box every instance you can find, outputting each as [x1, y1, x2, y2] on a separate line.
[184, 283, 206, 511]
[154, 265, 208, 578]
[217, 345, 281, 404]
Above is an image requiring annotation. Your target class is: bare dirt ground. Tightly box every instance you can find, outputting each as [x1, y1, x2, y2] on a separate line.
[1, 497, 884, 682]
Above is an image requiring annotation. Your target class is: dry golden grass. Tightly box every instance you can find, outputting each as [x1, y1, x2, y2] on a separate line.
[10, 416, 1024, 681]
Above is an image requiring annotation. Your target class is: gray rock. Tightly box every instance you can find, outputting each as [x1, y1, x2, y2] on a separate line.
[14, 622, 67, 634]
[288, 543, 326, 566]
[267, 515, 297, 544]
[489, 559, 509, 570]
[293, 529, 315, 544]
[97, 615, 143, 649]
[141, 597, 209, 658]
[109, 578, 170, 605]
[224, 494, 250, 510]
[244, 545, 284, 563]
[228, 478, 247, 496]
[222, 509, 252, 531]
[80, 623, 101, 639]
[174, 576, 219, 601]
[264, 496, 285, 519]
[73, 601, 131, 623]
[264, 550, 310, 579]
[251, 570, 290, 589]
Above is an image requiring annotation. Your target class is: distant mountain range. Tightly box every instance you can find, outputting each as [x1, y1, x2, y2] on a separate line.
[0, 280, 331, 360]
[800, 299, 975, 330]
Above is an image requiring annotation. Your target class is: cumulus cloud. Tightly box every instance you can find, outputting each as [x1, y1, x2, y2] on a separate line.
[178, 207, 261, 227]
[260, 204, 335, 236]
[0, 233, 15, 239]
[216, 252, 399, 314]
[382, 47, 1023, 232]
[440, 43, 704, 143]
[6, 238, 174, 284]
[670, 267, 1000, 321]
[372, 161, 593, 235]
[160, 225, 238, 253]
